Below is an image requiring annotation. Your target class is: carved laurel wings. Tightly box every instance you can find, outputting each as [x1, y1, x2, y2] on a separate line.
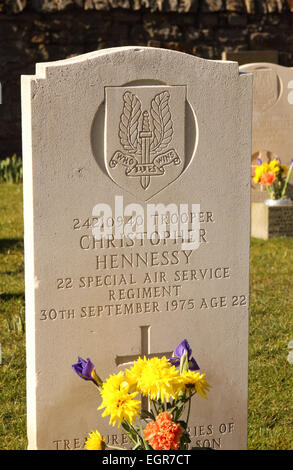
[150, 91, 173, 154]
[119, 91, 142, 154]
[118, 91, 173, 155]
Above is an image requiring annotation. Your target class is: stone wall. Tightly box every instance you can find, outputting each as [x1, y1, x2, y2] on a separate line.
[1, 0, 293, 158]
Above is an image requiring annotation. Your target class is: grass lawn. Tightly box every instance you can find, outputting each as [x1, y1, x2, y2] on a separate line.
[0, 184, 292, 450]
[0, 184, 26, 450]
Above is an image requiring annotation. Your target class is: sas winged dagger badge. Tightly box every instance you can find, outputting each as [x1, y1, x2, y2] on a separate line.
[109, 90, 182, 190]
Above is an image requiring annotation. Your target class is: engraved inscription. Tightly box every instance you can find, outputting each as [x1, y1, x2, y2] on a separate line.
[51, 420, 236, 450]
[39, 295, 248, 321]
[39, 207, 248, 324]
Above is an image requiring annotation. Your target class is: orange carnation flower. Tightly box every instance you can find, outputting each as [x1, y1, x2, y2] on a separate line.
[144, 412, 183, 450]
[260, 172, 276, 186]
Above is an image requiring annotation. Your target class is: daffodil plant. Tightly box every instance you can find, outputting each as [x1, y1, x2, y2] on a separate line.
[72, 339, 210, 451]
[253, 157, 293, 200]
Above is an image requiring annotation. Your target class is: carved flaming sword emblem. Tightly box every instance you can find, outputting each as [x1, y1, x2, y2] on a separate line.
[109, 90, 181, 190]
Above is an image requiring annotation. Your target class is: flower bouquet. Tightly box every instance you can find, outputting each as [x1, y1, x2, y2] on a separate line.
[252, 157, 293, 204]
[72, 339, 210, 451]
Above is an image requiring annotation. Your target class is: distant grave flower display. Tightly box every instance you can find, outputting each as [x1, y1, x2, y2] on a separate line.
[72, 339, 210, 450]
[251, 157, 293, 239]
[253, 157, 293, 205]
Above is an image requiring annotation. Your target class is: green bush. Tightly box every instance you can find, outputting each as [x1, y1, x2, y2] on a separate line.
[0, 155, 23, 184]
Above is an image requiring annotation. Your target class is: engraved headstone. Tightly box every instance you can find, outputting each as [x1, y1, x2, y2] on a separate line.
[240, 63, 293, 202]
[22, 47, 252, 450]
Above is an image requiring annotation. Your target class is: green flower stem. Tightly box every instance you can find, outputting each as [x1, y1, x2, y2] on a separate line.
[139, 422, 149, 450]
[152, 400, 159, 416]
[266, 184, 275, 199]
[185, 391, 192, 429]
[128, 422, 145, 448]
[107, 444, 126, 450]
[281, 164, 293, 199]
[121, 421, 138, 447]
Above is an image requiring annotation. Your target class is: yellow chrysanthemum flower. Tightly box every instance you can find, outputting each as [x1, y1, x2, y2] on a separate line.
[268, 158, 281, 174]
[98, 371, 140, 427]
[132, 356, 181, 401]
[85, 430, 106, 450]
[253, 164, 266, 183]
[125, 356, 148, 391]
[178, 370, 210, 399]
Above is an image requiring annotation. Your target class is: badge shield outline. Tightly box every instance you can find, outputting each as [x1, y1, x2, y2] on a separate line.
[104, 85, 186, 200]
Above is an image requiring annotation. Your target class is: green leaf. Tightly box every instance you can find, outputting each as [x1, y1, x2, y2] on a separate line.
[180, 431, 191, 443]
[132, 443, 141, 450]
[121, 420, 137, 445]
[140, 409, 155, 421]
[174, 405, 185, 421]
[178, 420, 187, 430]
[145, 441, 153, 450]
[157, 399, 165, 413]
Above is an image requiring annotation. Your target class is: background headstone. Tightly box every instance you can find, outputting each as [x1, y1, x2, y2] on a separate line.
[222, 50, 279, 66]
[240, 62, 293, 202]
[251, 203, 293, 239]
[22, 47, 252, 450]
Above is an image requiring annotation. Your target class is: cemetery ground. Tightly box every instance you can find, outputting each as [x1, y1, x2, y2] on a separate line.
[0, 183, 292, 451]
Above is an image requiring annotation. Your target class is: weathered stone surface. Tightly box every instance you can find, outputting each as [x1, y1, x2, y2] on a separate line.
[226, 0, 246, 11]
[250, 31, 279, 49]
[185, 26, 213, 42]
[198, 12, 219, 27]
[143, 17, 183, 40]
[266, 0, 283, 12]
[4, 0, 27, 12]
[133, 0, 164, 11]
[218, 28, 248, 45]
[84, 0, 110, 9]
[0, 0, 291, 12]
[108, 0, 130, 8]
[254, 0, 268, 12]
[201, 0, 224, 11]
[31, 0, 77, 12]
[177, 0, 199, 12]
[244, 0, 256, 13]
[227, 13, 248, 26]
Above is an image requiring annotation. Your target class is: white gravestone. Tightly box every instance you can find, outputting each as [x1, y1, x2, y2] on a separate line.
[22, 47, 252, 450]
[240, 63, 293, 202]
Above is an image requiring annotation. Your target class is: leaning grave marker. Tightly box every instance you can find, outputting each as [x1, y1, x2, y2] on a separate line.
[240, 62, 293, 202]
[22, 47, 252, 450]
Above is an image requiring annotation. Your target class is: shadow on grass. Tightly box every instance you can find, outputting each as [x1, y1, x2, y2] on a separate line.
[0, 268, 24, 275]
[0, 238, 24, 253]
[0, 293, 25, 302]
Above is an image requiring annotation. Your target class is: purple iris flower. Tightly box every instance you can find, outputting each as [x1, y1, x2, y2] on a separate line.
[72, 356, 101, 386]
[257, 158, 262, 165]
[169, 339, 200, 371]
